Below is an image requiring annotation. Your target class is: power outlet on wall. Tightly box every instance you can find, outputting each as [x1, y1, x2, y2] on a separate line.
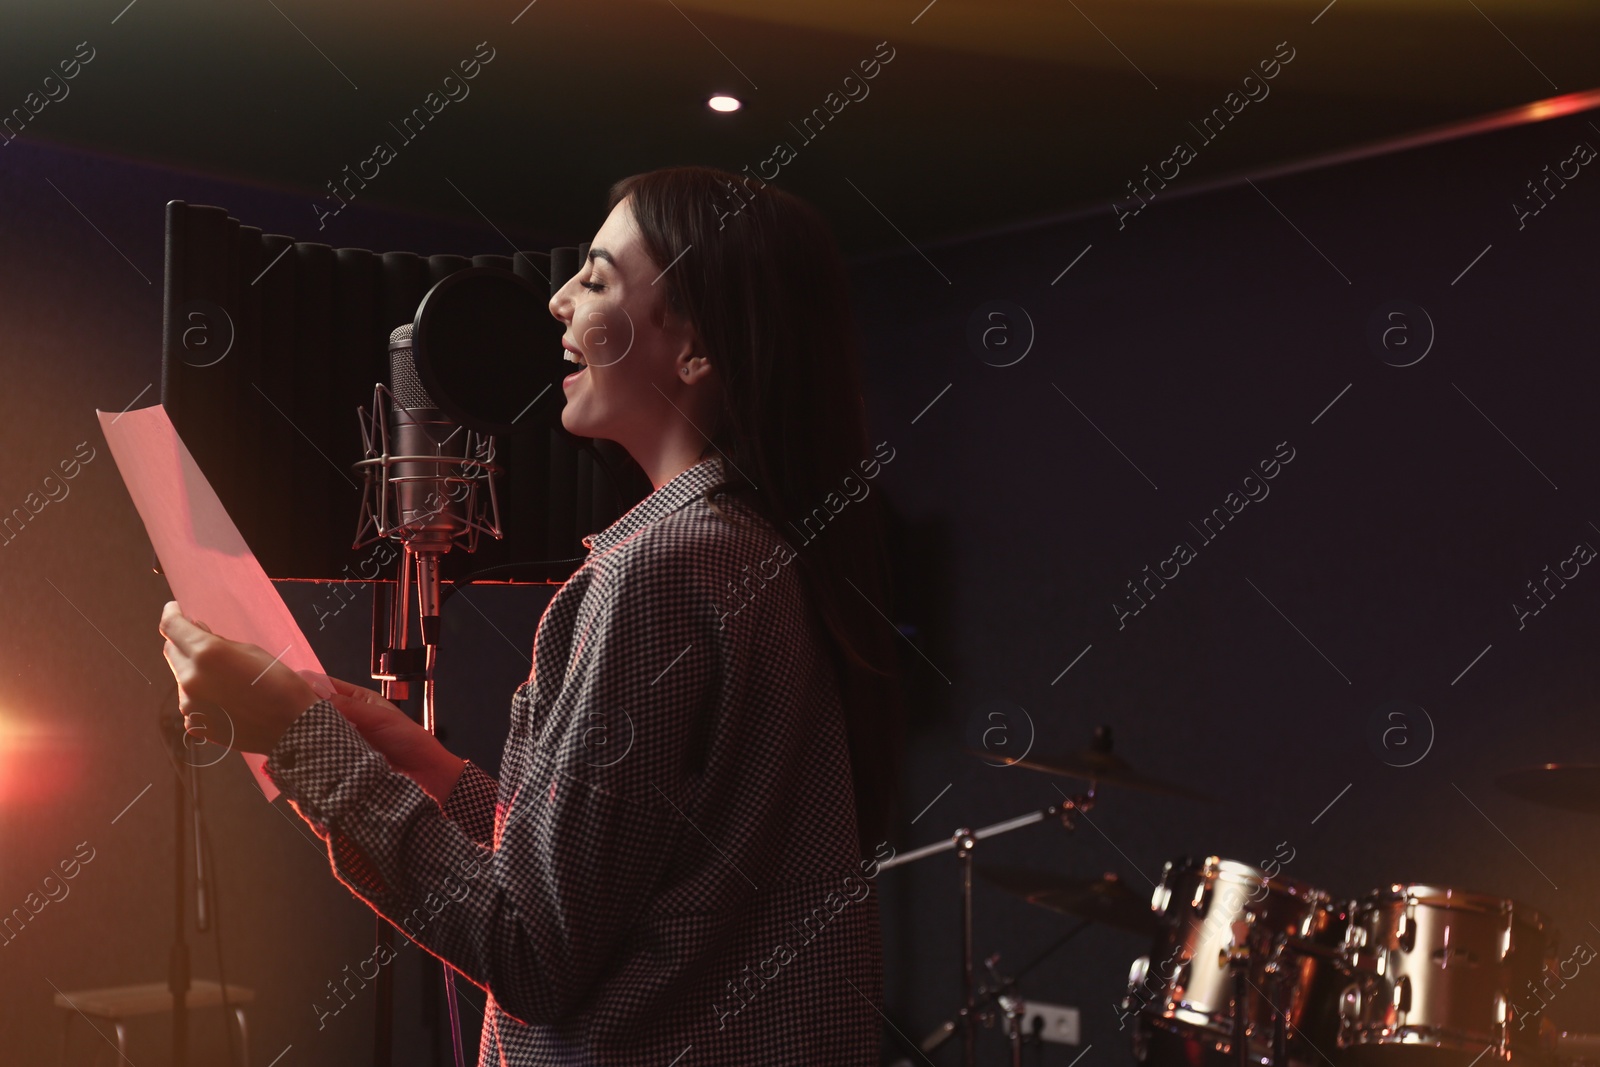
[1021, 1001, 1081, 1045]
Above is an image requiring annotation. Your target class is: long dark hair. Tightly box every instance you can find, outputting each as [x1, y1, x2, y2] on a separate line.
[607, 165, 904, 855]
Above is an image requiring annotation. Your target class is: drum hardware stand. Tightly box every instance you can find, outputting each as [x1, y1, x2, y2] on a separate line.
[881, 795, 1093, 1067]
[1221, 931, 1298, 1067]
[1265, 934, 1290, 1067]
[960, 829, 979, 1067]
[1221, 935, 1255, 1067]
[994, 924, 1094, 1067]
[994, 970, 1027, 1067]
[919, 923, 1093, 1065]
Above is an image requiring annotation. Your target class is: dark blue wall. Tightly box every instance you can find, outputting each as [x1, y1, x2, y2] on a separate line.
[864, 107, 1600, 1064]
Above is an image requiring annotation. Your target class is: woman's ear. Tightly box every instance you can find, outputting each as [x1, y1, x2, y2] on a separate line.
[679, 355, 714, 382]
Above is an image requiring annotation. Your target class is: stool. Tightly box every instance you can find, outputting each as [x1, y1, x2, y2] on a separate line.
[54, 980, 254, 1066]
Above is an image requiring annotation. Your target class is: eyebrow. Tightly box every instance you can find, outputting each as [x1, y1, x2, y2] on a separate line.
[586, 248, 616, 266]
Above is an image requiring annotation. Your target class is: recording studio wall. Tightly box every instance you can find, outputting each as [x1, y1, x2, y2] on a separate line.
[859, 105, 1600, 1064]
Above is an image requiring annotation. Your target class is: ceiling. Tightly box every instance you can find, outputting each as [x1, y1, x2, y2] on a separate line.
[4, 0, 1598, 256]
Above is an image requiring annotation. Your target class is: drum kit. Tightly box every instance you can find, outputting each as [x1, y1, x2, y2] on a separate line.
[885, 729, 1600, 1067]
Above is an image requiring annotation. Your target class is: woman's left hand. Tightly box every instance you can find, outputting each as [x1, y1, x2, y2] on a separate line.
[159, 600, 322, 756]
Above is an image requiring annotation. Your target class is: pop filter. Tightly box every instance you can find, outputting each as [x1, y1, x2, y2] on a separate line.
[412, 266, 564, 436]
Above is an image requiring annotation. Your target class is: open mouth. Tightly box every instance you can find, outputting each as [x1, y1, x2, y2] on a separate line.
[562, 362, 587, 389]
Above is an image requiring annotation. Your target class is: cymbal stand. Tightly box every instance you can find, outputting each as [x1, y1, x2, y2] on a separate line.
[881, 792, 1095, 1067]
[920, 921, 1091, 1066]
[988, 954, 1033, 1067]
[960, 829, 978, 1066]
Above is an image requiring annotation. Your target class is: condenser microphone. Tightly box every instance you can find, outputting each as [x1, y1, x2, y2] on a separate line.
[352, 324, 503, 648]
[386, 323, 474, 550]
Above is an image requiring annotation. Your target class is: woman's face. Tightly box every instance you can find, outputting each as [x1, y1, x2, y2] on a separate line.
[548, 195, 695, 447]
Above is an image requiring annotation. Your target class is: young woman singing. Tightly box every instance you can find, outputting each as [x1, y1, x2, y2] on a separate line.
[160, 164, 904, 1065]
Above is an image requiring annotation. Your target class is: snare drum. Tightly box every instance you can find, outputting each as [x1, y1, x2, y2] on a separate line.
[1125, 856, 1348, 1067]
[1339, 884, 1555, 1066]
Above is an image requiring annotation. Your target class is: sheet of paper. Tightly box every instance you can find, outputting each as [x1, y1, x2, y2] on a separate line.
[97, 404, 338, 801]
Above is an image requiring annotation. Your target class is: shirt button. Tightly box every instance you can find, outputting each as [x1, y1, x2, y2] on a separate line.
[277, 750, 297, 769]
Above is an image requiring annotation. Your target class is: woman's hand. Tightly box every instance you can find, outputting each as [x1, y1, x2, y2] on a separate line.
[316, 674, 466, 804]
[159, 600, 322, 756]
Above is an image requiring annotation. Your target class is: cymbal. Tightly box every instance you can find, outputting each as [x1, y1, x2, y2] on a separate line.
[978, 864, 1156, 936]
[1496, 764, 1600, 813]
[972, 725, 1215, 801]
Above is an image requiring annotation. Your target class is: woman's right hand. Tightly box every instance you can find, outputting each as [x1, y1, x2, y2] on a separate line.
[304, 672, 467, 803]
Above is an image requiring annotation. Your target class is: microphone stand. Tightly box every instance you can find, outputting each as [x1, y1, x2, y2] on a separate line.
[356, 382, 501, 1067]
[162, 684, 250, 1067]
[412, 547, 467, 1067]
[163, 712, 192, 1067]
[369, 574, 400, 1067]
[367, 547, 466, 1067]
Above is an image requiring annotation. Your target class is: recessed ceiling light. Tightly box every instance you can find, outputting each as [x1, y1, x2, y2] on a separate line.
[707, 94, 742, 113]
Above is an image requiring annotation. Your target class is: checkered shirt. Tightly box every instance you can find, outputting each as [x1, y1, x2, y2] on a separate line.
[265, 456, 884, 1065]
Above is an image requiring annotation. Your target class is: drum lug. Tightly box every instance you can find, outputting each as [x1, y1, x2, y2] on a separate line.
[1339, 981, 1363, 1038]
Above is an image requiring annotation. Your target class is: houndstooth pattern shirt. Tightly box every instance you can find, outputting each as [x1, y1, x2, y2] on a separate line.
[265, 456, 885, 1065]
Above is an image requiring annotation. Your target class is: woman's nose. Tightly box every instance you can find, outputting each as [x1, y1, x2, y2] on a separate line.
[549, 278, 576, 323]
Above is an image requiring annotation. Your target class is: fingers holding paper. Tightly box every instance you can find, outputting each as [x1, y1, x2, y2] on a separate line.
[159, 599, 322, 756]
[308, 671, 466, 803]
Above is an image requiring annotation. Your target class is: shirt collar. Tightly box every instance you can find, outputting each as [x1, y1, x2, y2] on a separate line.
[582, 457, 725, 553]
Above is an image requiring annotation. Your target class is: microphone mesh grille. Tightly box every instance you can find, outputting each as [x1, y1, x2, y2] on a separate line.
[387, 323, 435, 409]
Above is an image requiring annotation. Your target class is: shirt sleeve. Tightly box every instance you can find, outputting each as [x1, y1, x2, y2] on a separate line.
[263, 536, 725, 1026]
[441, 760, 498, 847]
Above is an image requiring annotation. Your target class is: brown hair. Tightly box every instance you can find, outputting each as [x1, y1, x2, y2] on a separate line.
[606, 165, 904, 854]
